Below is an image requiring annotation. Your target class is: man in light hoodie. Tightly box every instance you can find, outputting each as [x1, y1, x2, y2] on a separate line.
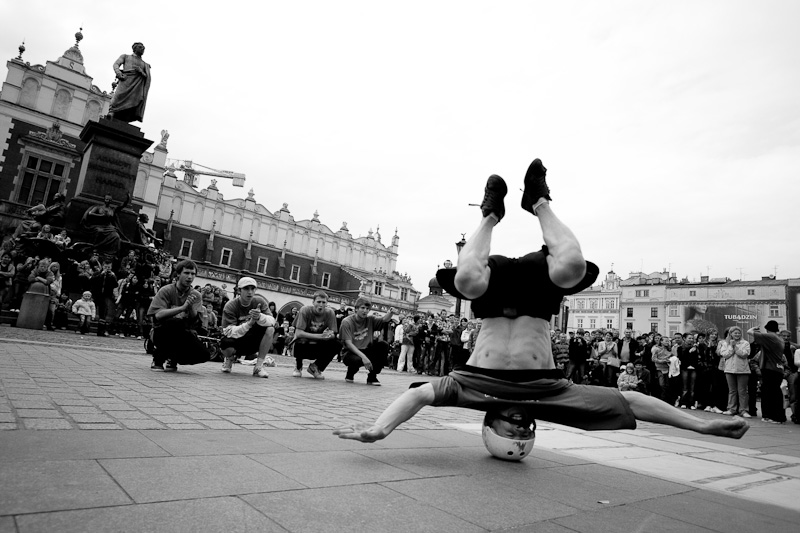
[220, 277, 275, 378]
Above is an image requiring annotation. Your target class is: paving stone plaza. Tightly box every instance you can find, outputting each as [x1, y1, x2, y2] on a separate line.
[0, 327, 798, 532]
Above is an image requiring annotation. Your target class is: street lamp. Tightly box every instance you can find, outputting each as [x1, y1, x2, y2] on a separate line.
[454, 234, 467, 317]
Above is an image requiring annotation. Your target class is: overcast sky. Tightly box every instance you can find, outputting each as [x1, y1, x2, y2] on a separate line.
[3, 1, 798, 293]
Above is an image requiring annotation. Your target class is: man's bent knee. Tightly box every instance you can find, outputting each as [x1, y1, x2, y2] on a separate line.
[547, 253, 587, 290]
[454, 268, 490, 300]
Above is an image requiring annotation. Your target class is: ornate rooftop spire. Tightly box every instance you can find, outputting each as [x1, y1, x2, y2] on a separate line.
[63, 27, 84, 64]
[17, 40, 25, 61]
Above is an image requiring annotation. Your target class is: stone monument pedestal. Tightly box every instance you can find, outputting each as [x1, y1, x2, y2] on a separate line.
[66, 117, 153, 241]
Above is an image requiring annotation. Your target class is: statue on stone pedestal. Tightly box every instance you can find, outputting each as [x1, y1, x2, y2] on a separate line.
[13, 192, 68, 239]
[135, 213, 162, 248]
[108, 42, 151, 123]
[81, 193, 131, 260]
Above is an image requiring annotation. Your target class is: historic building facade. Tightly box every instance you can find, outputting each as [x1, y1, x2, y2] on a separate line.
[151, 169, 420, 315]
[0, 33, 111, 226]
[564, 270, 622, 333]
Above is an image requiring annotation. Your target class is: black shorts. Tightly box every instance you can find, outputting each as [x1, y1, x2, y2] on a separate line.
[220, 325, 268, 357]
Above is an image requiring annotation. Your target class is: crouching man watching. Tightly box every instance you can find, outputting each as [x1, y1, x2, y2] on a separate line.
[148, 259, 210, 371]
[220, 277, 275, 378]
[292, 291, 340, 379]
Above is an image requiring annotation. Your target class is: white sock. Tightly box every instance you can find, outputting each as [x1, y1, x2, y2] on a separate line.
[532, 198, 549, 216]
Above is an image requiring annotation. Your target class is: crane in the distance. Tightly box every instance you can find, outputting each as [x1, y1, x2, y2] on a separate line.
[165, 159, 246, 188]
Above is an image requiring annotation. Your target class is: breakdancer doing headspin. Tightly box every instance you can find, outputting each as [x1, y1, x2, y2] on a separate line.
[334, 158, 749, 460]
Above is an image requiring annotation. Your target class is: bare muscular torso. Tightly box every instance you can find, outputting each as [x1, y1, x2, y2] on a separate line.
[466, 316, 555, 370]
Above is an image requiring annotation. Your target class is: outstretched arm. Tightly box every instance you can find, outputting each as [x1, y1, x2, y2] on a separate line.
[333, 383, 435, 442]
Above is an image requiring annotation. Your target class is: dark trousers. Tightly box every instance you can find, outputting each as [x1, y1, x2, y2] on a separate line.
[658, 372, 670, 403]
[450, 345, 468, 370]
[747, 372, 760, 416]
[343, 341, 389, 381]
[566, 361, 586, 384]
[711, 369, 728, 411]
[412, 342, 424, 372]
[293, 339, 340, 372]
[761, 369, 786, 422]
[153, 319, 211, 366]
[693, 368, 712, 408]
[680, 368, 697, 407]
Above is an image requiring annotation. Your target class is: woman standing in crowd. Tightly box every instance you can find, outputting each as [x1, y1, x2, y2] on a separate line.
[396, 317, 417, 373]
[706, 331, 727, 413]
[136, 278, 155, 340]
[45, 261, 63, 331]
[720, 327, 751, 417]
[116, 274, 139, 337]
[597, 331, 620, 387]
[652, 337, 672, 404]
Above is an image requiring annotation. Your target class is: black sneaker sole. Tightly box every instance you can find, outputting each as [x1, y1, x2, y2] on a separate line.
[521, 158, 551, 213]
[480, 175, 507, 221]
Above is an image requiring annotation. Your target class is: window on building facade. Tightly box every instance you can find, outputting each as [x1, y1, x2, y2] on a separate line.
[321, 272, 331, 288]
[589, 299, 597, 309]
[650, 307, 658, 318]
[669, 305, 678, 317]
[374, 281, 383, 296]
[651, 323, 659, 333]
[576, 299, 585, 309]
[635, 289, 649, 297]
[290, 265, 300, 282]
[220, 248, 232, 267]
[179, 239, 193, 258]
[769, 305, 779, 317]
[605, 299, 614, 309]
[589, 318, 596, 329]
[577, 318, 583, 329]
[626, 322, 633, 331]
[607, 319, 613, 329]
[747, 289, 755, 295]
[626, 308, 633, 318]
[689, 290, 696, 296]
[256, 257, 267, 274]
[16, 154, 68, 207]
[400, 287, 408, 301]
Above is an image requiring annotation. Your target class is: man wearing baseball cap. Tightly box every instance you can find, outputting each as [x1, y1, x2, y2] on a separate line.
[219, 276, 275, 378]
[747, 320, 790, 423]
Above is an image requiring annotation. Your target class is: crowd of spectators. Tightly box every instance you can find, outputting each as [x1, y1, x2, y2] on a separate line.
[0, 243, 178, 339]
[558, 325, 799, 424]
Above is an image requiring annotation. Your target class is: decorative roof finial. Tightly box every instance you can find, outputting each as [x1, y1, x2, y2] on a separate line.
[75, 28, 83, 47]
[17, 40, 25, 60]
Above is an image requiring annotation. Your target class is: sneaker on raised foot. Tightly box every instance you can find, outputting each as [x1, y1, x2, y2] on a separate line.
[253, 366, 269, 378]
[479, 175, 507, 222]
[221, 357, 233, 373]
[307, 363, 324, 380]
[344, 372, 355, 383]
[164, 360, 177, 372]
[366, 377, 381, 386]
[292, 368, 302, 377]
[150, 359, 164, 371]
[520, 158, 551, 215]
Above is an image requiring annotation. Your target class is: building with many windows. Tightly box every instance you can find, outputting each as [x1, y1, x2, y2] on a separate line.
[0, 33, 111, 224]
[564, 270, 621, 333]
